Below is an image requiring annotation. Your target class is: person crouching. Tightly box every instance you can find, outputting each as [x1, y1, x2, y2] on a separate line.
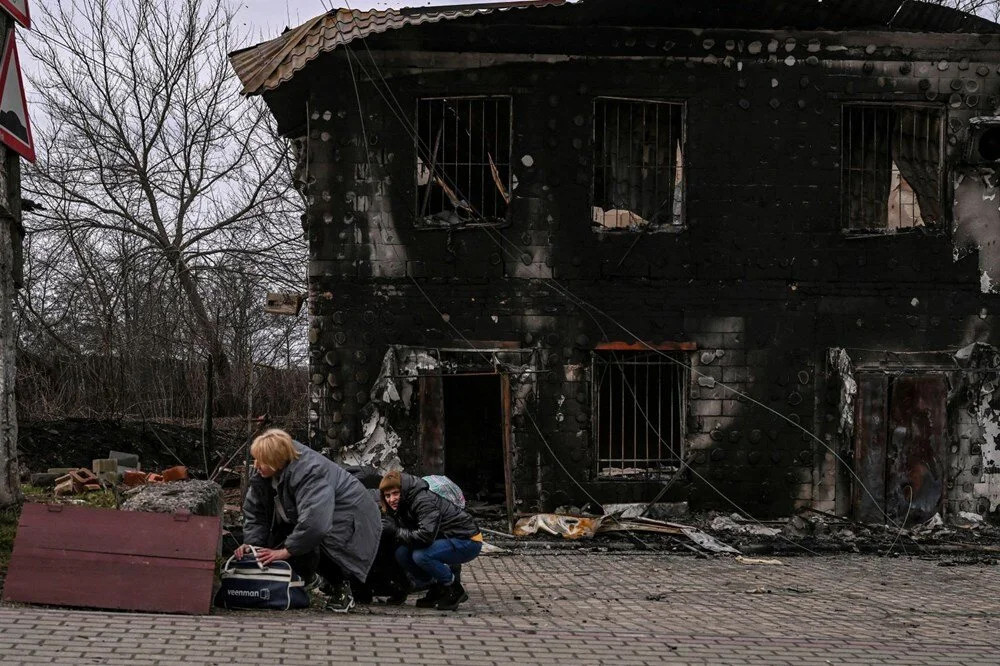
[237, 429, 381, 613]
[379, 470, 482, 610]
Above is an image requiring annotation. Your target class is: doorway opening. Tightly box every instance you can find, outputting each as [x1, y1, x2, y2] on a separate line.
[442, 373, 507, 505]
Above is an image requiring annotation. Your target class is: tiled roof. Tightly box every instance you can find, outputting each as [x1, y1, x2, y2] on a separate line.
[229, 0, 999, 97]
[229, 1, 567, 95]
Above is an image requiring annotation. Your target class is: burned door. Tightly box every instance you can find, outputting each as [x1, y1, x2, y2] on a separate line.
[885, 376, 947, 523]
[853, 374, 888, 523]
[853, 373, 947, 524]
[418, 372, 513, 517]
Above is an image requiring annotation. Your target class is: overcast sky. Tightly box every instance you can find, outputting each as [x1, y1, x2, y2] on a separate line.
[236, 1, 492, 41]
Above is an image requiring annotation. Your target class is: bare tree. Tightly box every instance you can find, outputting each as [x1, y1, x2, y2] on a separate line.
[22, 0, 303, 387]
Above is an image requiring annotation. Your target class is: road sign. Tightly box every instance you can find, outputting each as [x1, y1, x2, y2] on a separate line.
[0, 1, 29, 29]
[0, 29, 33, 161]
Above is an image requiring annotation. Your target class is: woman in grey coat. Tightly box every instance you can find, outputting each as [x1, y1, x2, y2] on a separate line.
[236, 429, 381, 612]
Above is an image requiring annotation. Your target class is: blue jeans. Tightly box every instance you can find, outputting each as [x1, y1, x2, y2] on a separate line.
[395, 538, 482, 586]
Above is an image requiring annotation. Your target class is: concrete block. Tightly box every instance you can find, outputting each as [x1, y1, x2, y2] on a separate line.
[109, 451, 140, 470]
[92, 459, 119, 475]
[69, 469, 98, 486]
[29, 473, 62, 487]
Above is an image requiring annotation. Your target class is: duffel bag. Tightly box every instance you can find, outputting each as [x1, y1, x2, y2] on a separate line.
[214, 546, 310, 610]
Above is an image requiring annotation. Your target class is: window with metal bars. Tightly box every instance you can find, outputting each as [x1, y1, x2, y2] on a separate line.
[841, 104, 945, 232]
[592, 98, 684, 231]
[592, 351, 686, 478]
[415, 96, 511, 228]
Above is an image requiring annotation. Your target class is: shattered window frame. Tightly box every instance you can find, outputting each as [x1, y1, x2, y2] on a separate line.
[591, 350, 688, 480]
[414, 95, 513, 229]
[840, 102, 947, 234]
[591, 96, 686, 233]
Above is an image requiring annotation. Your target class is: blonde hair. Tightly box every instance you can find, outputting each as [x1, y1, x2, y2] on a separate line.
[250, 429, 300, 470]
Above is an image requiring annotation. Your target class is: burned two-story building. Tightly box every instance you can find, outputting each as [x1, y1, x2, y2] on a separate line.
[231, 0, 1000, 524]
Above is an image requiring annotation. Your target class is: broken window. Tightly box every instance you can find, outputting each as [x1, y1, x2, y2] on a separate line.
[841, 105, 945, 232]
[592, 98, 684, 230]
[593, 351, 685, 478]
[415, 96, 511, 228]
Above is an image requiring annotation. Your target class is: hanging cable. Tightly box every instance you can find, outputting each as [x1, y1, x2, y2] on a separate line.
[331, 6, 904, 532]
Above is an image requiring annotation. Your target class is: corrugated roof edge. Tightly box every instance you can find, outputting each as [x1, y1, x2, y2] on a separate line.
[229, 0, 568, 96]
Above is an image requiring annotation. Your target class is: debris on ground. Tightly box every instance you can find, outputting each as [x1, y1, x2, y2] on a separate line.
[736, 556, 784, 566]
[604, 502, 690, 520]
[514, 514, 602, 539]
[122, 479, 224, 517]
[513, 513, 739, 555]
[711, 514, 782, 537]
[53, 468, 100, 496]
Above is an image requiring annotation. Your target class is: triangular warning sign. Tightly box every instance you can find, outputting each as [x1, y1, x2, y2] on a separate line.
[0, 30, 33, 162]
[0, 1, 28, 29]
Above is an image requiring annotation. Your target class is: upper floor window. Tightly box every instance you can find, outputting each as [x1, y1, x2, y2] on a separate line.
[841, 104, 945, 232]
[416, 96, 511, 228]
[592, 97, 684, 231]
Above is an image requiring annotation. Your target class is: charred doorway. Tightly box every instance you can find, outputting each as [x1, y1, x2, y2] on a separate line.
[853, 373, 947, 525]
[440, 374, 507, 505]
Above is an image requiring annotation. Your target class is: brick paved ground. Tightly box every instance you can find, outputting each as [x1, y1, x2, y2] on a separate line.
[0, 551, 998, 664]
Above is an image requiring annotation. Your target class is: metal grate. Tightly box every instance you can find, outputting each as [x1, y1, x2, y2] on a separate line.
[593, 351, 685, 477]
[593, 97, 684, 230]
[416, 96, 511, 226]
[841, 104, 945, 231]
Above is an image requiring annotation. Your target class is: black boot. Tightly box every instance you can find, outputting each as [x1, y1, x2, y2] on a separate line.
[435, 581, 469, 611]
[414, 583, 446, 608]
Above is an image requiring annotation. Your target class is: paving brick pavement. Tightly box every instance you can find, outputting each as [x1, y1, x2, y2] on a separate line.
[0, 551, 998, 664]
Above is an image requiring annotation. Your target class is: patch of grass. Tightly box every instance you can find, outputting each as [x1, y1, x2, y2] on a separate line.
[0, 503, 21, 572]
[80, 489, 118, 509]
[20, 484, 49, 500]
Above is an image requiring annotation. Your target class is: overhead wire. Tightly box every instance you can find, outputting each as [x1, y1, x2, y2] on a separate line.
[331, 5, 922, 545]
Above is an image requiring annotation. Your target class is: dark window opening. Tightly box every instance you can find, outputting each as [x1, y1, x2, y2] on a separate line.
[593, 351, 685, 478]
[442, 374, 506, 504]
[841, 104, 945, 232]
[416, 96, 511, 228]
[977, 126, 1000, 161]
[593, 98, 684, 231]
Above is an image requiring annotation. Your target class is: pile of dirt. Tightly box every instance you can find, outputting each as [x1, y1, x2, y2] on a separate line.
[17, 418, 243, 476]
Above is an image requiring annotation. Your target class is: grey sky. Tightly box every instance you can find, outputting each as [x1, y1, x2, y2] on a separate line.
[236, 1, 492, 41]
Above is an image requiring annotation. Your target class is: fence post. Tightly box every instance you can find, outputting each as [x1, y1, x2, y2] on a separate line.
[240, 364, 254, 505]
[201, 354, 214, 477]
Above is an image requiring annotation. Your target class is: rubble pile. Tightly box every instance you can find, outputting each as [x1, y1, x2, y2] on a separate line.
[702, 509, 1000, 556]
[122, 479, 223, 517]
[24, 444, 223, 519]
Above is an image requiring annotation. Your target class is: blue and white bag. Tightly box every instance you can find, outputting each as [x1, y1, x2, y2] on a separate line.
[423, 474, 466, 509]
[214, 546, 310, 610]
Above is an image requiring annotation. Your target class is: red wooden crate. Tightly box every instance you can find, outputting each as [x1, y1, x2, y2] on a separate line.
[3, 503, 220, 614]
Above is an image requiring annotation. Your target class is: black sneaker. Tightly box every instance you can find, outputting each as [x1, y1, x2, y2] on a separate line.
[324, 583, 355, 613]
[414, 583, 446, 608]
[435, 582, 469, 611]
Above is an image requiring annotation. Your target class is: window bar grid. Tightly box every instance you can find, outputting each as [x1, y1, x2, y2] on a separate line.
[657, 361, 663, 462]
[595, 354, 685, 473]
